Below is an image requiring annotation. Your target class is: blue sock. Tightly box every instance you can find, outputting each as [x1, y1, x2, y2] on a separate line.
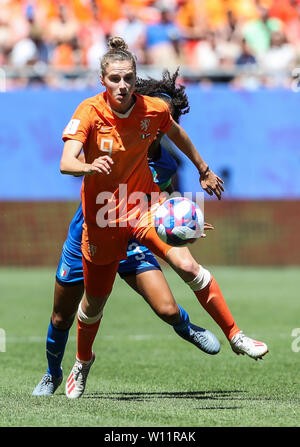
[172, 305, 191, 335]
[46, 319, 69, 378]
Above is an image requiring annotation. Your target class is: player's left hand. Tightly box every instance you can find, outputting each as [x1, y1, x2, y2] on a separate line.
[200, 170, 224, 200]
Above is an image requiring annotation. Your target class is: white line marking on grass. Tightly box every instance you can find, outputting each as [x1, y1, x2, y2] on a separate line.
[6, 334, 174, 343]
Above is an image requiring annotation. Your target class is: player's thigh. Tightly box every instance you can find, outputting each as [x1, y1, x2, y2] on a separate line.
[124, 269, 178, 319]
[53, 281, 84, 320]
[53, 243, 85, 324]
[166, 246, 199, 281]
[82, 256, 119, 301]
[138, 228, 199, 281]
[118, 241, 169, 307]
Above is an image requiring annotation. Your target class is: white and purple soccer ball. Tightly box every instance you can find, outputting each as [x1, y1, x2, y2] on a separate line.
[154, 197, 204, 247]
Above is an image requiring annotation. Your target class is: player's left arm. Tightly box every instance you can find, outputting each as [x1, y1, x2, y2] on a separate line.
[166, 121, 224, 200]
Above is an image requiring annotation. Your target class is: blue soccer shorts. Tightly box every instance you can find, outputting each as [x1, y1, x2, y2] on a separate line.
[56, 240, 161, 286]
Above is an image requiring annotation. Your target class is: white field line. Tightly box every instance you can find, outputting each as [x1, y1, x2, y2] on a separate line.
[5, 334, 175, 343]
[5, 332, 289, 344]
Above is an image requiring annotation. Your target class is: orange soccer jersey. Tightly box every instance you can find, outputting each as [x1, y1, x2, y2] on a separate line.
[62, 92, 174, 265]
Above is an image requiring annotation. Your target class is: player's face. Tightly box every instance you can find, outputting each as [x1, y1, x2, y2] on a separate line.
[101, 60, 136, 113]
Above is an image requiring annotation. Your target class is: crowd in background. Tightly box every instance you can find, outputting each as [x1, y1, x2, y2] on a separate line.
[1, 0, 300, 89]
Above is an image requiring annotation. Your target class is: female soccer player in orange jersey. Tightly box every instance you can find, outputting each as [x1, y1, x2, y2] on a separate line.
[32, 70, 222, 397]
[32, 71, 267, 397]
[60, 37, 268, 398]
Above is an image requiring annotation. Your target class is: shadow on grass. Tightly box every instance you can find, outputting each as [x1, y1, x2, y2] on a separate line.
[84, 390, 246, 404]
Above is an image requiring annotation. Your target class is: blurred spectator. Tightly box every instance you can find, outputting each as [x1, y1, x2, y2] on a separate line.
[10, 36, 38, 67]
[51, 41, 76, 70]
[242, 6, 283, 55]
[193, 32, 220, 72]
[47, 4, 78, 49]
[0, 17, 13, 65]
[9, 3, 42, 67]
[176, 0, 204, 39]
[85, 30, 107, 71]
[111, 6, 147, 63]
[193, 29, 241, 72]
[236, 38, 257, 67]
[200, 0, 264, 30]
[268, 0, 299, 23]
[278, 1, 300, 51]
[259, 30, 297, 73]
[215, 13, 243, 71]
[89, 0, 123, 34]
[144, 6, 184, 68]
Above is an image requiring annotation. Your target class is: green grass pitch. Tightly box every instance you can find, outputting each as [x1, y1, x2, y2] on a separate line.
[0, 266, 299, 427]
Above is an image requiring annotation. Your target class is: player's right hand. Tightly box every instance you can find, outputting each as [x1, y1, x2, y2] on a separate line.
[85, 155, 114, 175]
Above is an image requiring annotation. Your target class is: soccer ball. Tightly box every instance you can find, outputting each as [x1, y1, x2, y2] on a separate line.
[154, 197, 204, 247]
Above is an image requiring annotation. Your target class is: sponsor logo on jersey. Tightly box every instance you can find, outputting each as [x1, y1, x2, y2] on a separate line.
[99, 125, 114, 132]
[100, 138, 114, 155]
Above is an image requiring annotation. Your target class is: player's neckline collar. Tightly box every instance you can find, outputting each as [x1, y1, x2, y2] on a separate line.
[101, 93, 137, 119]
[112, 100, 136, 118]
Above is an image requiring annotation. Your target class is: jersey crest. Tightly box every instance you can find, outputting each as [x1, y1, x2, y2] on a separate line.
[140, 118, 150, 132]
[88, 244, 97, 257]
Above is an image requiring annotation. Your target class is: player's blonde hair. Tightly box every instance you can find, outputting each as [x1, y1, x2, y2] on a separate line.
[101, 37, 137, 76]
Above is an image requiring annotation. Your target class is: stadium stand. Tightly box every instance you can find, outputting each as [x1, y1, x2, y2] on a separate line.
[1, 0, 300, 88]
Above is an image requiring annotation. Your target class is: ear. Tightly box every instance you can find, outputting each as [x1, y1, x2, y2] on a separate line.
[100, 75, 105, 86]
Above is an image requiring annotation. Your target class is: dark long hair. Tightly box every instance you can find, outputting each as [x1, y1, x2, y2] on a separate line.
[135, 68, 190, 123]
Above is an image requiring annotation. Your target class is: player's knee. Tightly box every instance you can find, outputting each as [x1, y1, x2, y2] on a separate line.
[173, 257, 199, 280]
[186, 265, 211, 291]
[52, 312, 75, 330]
[157, 302, 179, 324]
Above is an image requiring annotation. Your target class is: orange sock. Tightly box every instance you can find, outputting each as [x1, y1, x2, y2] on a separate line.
[194, 276, 240, 341]
[76, 316, 101, 362]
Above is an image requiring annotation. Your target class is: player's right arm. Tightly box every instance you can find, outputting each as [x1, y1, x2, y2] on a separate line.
[60, 139, 114, 176]
[60, 99, 114, 177]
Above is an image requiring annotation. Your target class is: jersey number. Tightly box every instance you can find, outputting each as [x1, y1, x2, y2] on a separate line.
[128, 242, 146, 261]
